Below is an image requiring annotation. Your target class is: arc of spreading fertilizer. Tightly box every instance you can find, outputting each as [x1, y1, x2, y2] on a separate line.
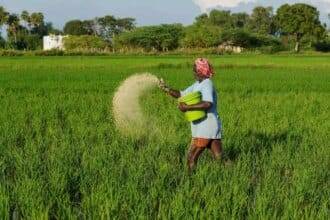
[112, 73, 159, 136]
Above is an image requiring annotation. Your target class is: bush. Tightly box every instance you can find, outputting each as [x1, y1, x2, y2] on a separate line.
[221, 30, 283, 50]
[180, 25, 222, 48]
[6, 31, 43, 50]
[220, 30, 260, 48]
[0, 50, 24, 56]
[34, 49, 65, 56]
[0, 36, 5, 49]
[24, 34, 43, 50]
[64, 35, 110, 50]
[114, 24, 184, 52]
[256, 35, 285, 53]
[313, 40, 330, 52]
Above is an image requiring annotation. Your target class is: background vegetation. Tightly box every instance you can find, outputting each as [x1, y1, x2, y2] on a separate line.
[0, 4, 330, 53]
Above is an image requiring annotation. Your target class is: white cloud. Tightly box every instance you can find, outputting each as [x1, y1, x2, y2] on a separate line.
[193, 0, 256, 12]
[193, 0, 330, 12]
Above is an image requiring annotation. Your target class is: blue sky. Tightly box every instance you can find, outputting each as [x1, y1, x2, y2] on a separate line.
[1, 0, 329, 29]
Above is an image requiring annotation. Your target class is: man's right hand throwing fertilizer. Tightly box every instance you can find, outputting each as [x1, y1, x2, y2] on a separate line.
[158, 78, 170, 93]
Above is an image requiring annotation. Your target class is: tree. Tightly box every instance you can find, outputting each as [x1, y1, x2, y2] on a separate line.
[82, 19, 98, 36]
[276, 3, 325, 52]
[248, 6, 275, 35]
[64, 35, 108, 50]
[21, 10, 31, 29]
[116, 18, 135, 33]
[30, 12, 44, 29]
[98, 15, 117, 40]
[21, 11, 46, 36]
[6, 15, 32, 50]
[232, 13, 249, 29]
[208, 10, 233, 29]
[6, 14, 20, 43]
[194, 10, 249, 30]
[44, 22, 62, 35]
[0, 6, 9, 37]
[0, 8, 5, 48]
[194, 13, 209, 26]
[32, 21, 56, 37]
[0, 6, 8, 26]
[98, 16, 135, 42]
[64, 20, 88, 35]
[115, 24, 183, 51]
[0, 35, 5, 48]
[328, 13, 330, 31]
[181, 24, 221, 48]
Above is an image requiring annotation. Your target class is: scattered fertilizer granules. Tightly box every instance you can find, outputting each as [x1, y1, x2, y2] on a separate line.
[112, 73, 159, 136]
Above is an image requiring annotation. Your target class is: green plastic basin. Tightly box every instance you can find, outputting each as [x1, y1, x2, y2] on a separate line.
[178, 91, 206, 122]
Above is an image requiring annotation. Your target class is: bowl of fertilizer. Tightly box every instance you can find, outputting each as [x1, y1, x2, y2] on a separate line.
[178, 91, 206, 122]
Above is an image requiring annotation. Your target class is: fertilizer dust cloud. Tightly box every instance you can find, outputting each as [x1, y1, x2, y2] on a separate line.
[112, 73, 159, 137]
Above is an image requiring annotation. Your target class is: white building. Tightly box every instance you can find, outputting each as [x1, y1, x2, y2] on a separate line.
[218, 41, 244, 54]
[43, 35, 66, 50]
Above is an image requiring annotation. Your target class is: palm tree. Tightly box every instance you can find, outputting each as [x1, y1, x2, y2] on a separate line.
[6, 14, 20, 43]
[21, 10, 31, 31]
[0, 6, 9, 27]
[30, 12, 44, 29]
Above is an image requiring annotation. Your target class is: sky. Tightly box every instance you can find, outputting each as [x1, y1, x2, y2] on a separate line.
[0, 0, 329, 29]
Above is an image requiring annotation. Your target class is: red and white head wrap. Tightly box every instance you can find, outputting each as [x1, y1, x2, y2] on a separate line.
[194, 58, 214, 78]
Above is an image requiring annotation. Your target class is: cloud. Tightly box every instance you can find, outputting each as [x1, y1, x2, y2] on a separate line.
[193, 0, 330, 12]
[193, 0, 256, 12]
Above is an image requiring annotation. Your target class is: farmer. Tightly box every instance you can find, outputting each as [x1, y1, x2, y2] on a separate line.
[159, 58, 222, 172]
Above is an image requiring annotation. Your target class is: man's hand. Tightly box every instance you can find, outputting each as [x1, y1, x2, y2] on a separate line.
[158, 78, 170, 93]
[158, 78, 181, 98]
[178, 103, 189, 112]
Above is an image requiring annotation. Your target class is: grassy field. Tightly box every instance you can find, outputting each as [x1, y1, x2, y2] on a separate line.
[0, 55, 329, 219]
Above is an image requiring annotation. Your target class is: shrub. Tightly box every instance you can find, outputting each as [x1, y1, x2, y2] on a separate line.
[180, 25, 222, 48]
[0, 36, 5, 49]
[221, 30, 283, 50]
[0, 50, 24, 56]
[114, 24, 184, 52]
[64, 35, 110, 50]
[220, 30, 260, 48]
[313, 39, 330, 52]
[34, 49, 65, 56]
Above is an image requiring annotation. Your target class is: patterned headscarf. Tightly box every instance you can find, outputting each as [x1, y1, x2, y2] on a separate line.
[194, 58, 214, 78]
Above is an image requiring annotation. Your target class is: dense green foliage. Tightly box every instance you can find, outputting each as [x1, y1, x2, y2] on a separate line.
[275, 4, 326, 52]
[114, 24, 184, 51]
[63, 20, 88, 36]
[63, 16, 135, 42]
[63, 35, 109, 50]
[97, 16, 135, 42]
[248, 7, 275, 35]
[0, 8, 59, 50]
[220, 30, 281, 48]
[0, 55, 329, 219]
[0, 36, 5, 48]
[180, 25, 221, 48]
[313, 37, 330, 52]
[1, 3, 329, 53]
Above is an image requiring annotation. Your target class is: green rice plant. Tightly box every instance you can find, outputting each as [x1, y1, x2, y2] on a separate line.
[0, 55, 329, 219]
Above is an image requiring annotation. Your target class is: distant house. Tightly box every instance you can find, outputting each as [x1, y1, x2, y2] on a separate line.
[218, 41, 244, 54]
[43, 35, 67, 50]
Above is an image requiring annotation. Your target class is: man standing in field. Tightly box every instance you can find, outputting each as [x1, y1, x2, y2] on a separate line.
[159, 58, 222, 172]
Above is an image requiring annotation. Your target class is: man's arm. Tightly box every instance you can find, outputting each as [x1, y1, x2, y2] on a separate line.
[167, 88, 181, 98]
[178, 101, 212, 112]
[159, 78, 181, 98]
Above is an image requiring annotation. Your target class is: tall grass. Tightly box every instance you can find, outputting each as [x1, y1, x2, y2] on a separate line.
[0, 55, 329, 219]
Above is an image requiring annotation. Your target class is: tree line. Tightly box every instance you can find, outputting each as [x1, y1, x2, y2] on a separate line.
[0, 4, 329, 52]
